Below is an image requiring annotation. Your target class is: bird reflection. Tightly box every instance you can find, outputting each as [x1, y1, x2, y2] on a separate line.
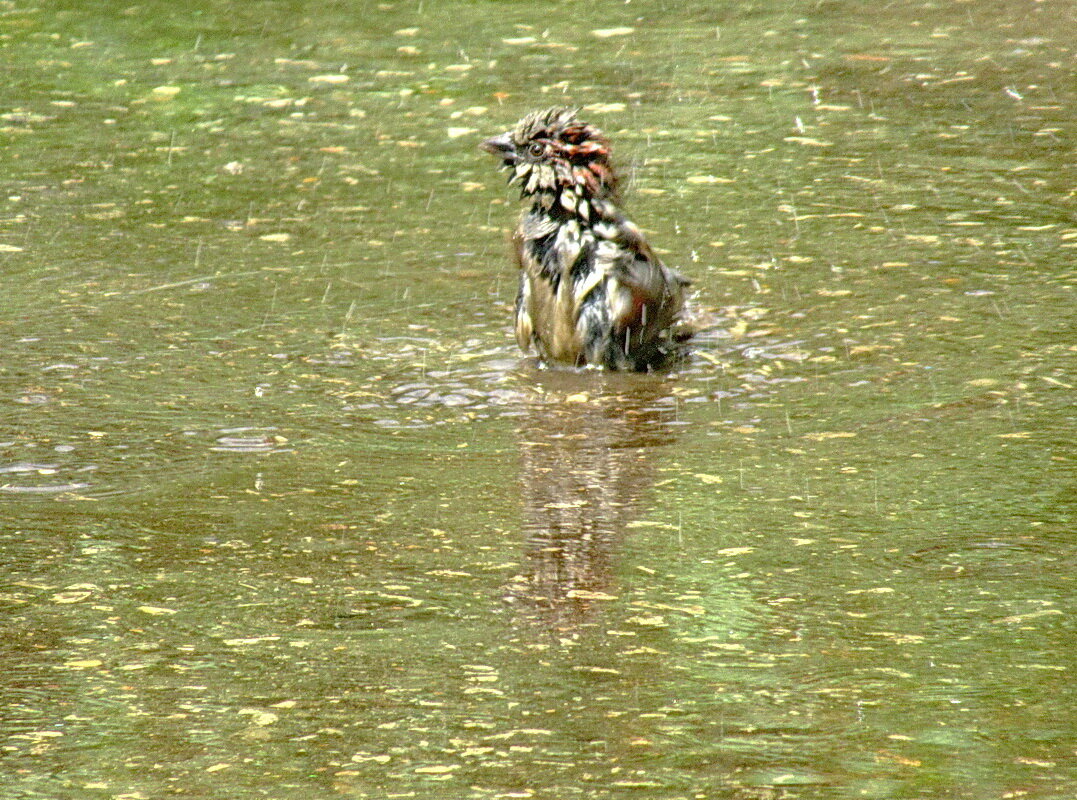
[505, 369, 683, 631]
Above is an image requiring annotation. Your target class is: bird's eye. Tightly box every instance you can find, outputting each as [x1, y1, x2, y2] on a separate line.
[527, 141, 545, 157]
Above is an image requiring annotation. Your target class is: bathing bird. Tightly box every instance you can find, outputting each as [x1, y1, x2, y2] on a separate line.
[480, 107, 691, 371]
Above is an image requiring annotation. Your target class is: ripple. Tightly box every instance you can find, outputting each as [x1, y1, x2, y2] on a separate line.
[13, 393, 53, 405]
[0, 482, 91, 494]
[329, 325, 818, 430]
[0, 460, 95, 496]
[210, 428, 290, 453]
[0, 462, 61, 474]
[904, 538, 1059, 579]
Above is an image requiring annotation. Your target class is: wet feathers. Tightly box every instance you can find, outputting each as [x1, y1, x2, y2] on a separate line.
[481, 107, 691, 371]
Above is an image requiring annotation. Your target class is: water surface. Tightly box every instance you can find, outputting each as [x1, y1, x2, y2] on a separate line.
[1, 1, 1073, 798]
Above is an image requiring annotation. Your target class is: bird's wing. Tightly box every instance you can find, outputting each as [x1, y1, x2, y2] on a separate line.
[608, 221, 688, 332]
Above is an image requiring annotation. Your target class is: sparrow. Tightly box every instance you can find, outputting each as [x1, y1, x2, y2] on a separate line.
[480, 107, 691, 371]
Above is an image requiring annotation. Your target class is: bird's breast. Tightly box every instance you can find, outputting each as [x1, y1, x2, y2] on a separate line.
[516, 220, 602, 364]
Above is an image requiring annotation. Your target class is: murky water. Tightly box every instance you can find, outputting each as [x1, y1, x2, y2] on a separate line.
[2, 1, 1073, 798]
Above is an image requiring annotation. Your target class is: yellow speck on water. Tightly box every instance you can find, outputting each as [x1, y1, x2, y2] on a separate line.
[565, 589, 618, 601]
[784, 135, 833, 147]
[150, 85, 181, 99]
[573, 665, 621, 675]
[137, 605, 177, 615]
[352, 753, 392, 763]
[802, 431, 857, 441]
[238, 709, 279, 726]
[627, 614, 667, 628]
[52, 589, 93, 604]
[582, 102, 626, 113]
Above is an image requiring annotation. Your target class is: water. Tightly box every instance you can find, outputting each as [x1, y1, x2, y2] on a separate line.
[1, 1, 1073, 798]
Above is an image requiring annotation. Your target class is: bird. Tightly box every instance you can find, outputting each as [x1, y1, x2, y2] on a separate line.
[480, 107, 691, 371]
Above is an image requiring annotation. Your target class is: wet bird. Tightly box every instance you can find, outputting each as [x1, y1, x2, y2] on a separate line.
[480, 107, 691, 371]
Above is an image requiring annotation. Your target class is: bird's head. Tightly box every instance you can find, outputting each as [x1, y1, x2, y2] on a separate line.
[480, 107, 619, 207]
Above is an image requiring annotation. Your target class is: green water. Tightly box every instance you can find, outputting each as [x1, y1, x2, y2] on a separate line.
[1, 1, 1073, 798]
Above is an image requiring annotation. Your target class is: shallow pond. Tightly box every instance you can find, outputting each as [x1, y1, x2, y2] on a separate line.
[1, 1, 1073, 798]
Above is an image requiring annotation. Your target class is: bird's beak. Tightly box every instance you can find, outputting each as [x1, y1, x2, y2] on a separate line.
[479, 131, 516, 163]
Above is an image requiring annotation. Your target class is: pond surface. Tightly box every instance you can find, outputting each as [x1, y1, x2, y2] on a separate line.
[1, 1, 1073, 798]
